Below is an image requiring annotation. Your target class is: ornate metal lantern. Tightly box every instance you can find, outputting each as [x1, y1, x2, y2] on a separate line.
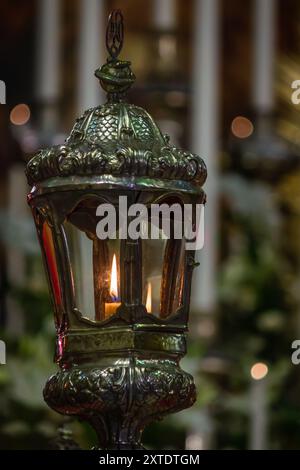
[26, 11, 207, 449]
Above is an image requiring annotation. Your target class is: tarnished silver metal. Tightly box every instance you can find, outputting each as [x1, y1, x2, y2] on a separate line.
[106, 9, 124, 60]
[26, 10, 207, 450]
[26, 103, 206, 186]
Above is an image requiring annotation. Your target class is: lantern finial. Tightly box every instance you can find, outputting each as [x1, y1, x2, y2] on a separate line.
[95, 9, 135, 102]
[106, 9, 124, 61]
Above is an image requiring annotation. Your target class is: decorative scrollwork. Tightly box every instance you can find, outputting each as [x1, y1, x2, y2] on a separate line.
[106, 10, 124, 61]
[43, 359, 196, 449]
[26, 104, 207, 187]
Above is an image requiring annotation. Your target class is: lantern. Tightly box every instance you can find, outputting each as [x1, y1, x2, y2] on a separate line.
[26, 10, 207, 449]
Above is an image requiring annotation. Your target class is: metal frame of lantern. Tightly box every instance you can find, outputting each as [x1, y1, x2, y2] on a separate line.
[26, 10, 207, 450]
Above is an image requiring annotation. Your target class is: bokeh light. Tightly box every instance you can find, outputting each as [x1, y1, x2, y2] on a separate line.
[231, 116, 254, 139]
[250, 362, 268, 380]
[10, 103, 31, 126]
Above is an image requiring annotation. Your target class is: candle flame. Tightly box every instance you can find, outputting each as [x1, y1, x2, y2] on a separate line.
[109, 254, 118, 299]
[146, 282, 152, 313]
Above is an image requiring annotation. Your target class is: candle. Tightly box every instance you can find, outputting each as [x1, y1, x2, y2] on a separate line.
[105, 254, 121, 318]
[146, 282, 152, 313]
[104, 302, 121, 318]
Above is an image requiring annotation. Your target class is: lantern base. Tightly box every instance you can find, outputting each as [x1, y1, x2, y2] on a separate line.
[43, 356, 196, 449]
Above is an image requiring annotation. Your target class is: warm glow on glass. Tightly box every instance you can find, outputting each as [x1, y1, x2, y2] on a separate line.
[10, 103, 31, 126]
[251, 362, 268, 380]
[42, 222, 62, 314]
[146, 282, 152, 313]
[231, 116, 254, 139]
[109, 254, 118, 299]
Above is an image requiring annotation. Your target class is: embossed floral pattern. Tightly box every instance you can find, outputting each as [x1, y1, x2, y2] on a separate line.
[26, 103, 207, 187]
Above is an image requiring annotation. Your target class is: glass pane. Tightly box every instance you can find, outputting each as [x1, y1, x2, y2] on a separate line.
[64, 221, 95, 320]
[64, 198, 121, 322]
[160, 238, 185, 317]
[142, 225, 185, 319]
[142, 238, 166, 316]
[41, 221, 63, 325]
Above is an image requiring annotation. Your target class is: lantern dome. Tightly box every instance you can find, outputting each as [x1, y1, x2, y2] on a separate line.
[26, 101, 205, 187]
[26, 59, 206, 189]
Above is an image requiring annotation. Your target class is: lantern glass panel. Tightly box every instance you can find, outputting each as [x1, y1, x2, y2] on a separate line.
[41, 220, 63, 327]
[142, 218, 185, 319]
[63, 197, 121, 322]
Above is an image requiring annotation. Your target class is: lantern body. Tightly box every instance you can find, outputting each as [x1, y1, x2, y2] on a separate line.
[26, 26, 206, 449]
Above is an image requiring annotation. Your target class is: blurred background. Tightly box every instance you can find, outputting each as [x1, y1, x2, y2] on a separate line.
[1, 0, 300, 450]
